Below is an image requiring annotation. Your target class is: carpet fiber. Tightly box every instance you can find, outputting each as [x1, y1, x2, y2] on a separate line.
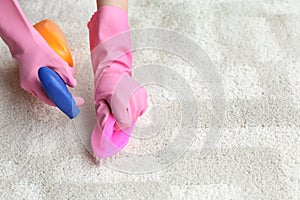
[0, 0, 299, 199]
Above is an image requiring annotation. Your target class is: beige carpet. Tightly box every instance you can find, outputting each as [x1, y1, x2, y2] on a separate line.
[0, 0, 300, 199]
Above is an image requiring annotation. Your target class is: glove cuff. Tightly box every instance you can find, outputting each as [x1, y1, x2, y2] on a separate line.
[88, 5, 130, 51]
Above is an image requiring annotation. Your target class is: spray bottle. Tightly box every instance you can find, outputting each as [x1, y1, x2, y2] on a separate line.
[34, 19, 80, 119]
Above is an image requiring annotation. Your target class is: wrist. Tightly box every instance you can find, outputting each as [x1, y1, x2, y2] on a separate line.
[10, 30, 41, 62]
[96, 0, 128, 12]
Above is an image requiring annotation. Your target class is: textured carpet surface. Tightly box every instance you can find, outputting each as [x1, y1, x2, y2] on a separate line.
[0, 0, 300, 199]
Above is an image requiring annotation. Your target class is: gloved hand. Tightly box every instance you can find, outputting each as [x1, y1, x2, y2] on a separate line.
[0, 0, 83, 106]
[88, 6, 148, 158]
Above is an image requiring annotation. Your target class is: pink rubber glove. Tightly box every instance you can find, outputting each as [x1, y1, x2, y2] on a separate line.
[88, 6, 148, 158]
[0, 0, 83, 106]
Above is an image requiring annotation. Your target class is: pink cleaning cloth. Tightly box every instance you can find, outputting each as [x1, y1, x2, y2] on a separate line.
[88, 6, 148, 158]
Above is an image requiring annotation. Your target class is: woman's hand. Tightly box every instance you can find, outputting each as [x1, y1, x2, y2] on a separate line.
[0, 0, 83, 106]
[89, 5, 148, 158]
[18, 31, 83, 106]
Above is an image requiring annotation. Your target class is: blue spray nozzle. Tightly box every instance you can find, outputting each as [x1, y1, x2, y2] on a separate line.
[38, 67, 80, 119]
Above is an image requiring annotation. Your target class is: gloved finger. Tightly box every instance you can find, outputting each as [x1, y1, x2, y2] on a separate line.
[109, 75, 148, 130]
[114, 87, 148, 130]
[74, 96, 85, 107]
[63, 69, 77, 88]
[127, 86, 148, 123]
[115, 116, 132, 131]
[95, 100, 111, 129]
[51, 62, 77, 88]
[52, 53, 76, 76]
[22, 78, 55, 106]
[62, 64, 77, 88]
[33, 86, 55, 106]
